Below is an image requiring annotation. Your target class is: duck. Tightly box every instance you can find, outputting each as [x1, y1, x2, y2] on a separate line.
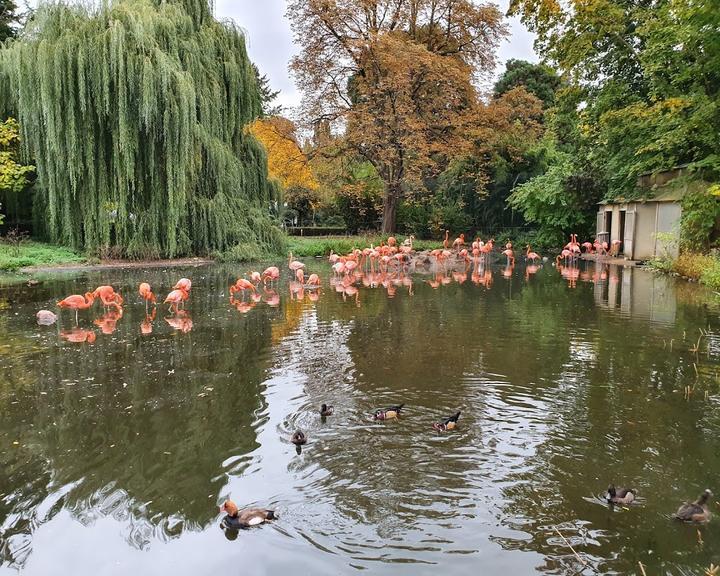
[674, 489, 713, 523]
[291, 430, 307, 446]
[220, 500, 276, 530]
[374, 404, 404, 420]
[432, 411, 461, 432]
[606, 484, 636, 504]
[320, 404, 334, 417]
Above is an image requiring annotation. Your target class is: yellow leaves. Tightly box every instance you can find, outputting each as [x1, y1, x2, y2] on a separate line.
[249, 117, 318, 191]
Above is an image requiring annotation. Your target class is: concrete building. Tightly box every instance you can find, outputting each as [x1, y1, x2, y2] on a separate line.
[596, 166, 709, 261]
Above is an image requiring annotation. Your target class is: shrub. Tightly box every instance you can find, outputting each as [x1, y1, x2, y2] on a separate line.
[680, 185, 720, 252]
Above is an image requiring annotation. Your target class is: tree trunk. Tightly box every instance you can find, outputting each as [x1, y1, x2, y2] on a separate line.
[381, 182, 400, 233]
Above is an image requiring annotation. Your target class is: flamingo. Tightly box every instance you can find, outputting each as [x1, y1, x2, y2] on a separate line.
[164, 288, 188, 312]
[452, 233, 465, 251]
[229, 278, 257, 299]
[138, 282, 156, 311]
[288, 253, 305, 273]
[328, 250, 340, 264]
[332, 261, 346, 276]
[387, 236, 397, 247]
[93, 285, 123, 309]
[443, 230, 450, 249]
[581, 241, 593, 253]
[307, 273, 320, 287]
[57, 292, 95, 325]
[501, 248, 515, 265]
[295, 268, 305, 284]
[248, 271, 262, 285]
[174, 278, 192, 292]
[262, 266, 280, 284]
[525, 245, 540, 263]
[344, 260, 358, 275]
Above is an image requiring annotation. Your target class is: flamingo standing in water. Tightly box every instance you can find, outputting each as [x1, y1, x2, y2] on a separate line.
[229, 278, 257, 300]
[262, 266, 280, 285]
[443, 230, 450, 249]
[288, 253, 305, 274]
[525, 245, 540, 263]
[57, 292, 95, 324]
[295, 268, 305, 284]
[452, 233, 465, 251]
[164, 288, 189, 312]
[501, 247, 515, 265]
[307, 273, 321, 287]
[174, 278, 192, 292]
[138, 282, 156, 311]
[248, 271, 262, 285]
[93, 285, 123, 309]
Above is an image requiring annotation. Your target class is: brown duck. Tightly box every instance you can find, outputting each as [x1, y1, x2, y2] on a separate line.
[220, 500, 276, 529]
[674, 489, 712, 523]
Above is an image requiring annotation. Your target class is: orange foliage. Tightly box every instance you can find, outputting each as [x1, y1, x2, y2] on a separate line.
[249, 117, 317, 191]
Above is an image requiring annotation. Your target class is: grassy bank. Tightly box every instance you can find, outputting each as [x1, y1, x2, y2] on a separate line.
[649, 252, 720, 290]
[0, 241, 86, 271]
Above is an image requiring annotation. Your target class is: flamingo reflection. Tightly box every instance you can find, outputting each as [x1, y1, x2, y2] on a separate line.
[165, 310, 193, 333]
[60, 328, 96, 344]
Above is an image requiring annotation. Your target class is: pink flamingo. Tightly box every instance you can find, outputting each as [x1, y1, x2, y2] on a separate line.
[525, 245, 540, 263]
[230, 278, 257, 299]
[501, 248, 515, 265]
[295, 268, 305, 284]
[174, 278, 192, 292]
[248, 271, 262, 284]
[262, 266, 280, 284]
[57, 292, 95, 324]
[288, 253, 305, 273]
[164, 288, 189, 312]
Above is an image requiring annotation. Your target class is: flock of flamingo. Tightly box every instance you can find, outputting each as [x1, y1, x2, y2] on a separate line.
[36, 232, 618, 341]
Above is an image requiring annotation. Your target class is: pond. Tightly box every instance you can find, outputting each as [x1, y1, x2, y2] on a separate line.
[0, 259, 719, 575]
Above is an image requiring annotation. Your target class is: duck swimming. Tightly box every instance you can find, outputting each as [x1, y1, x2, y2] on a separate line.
[220, 500, 276, 530]
[320, 404, 334, 417]
[374, 404, 404, 420]
[291, 430, 307, 446]
[606, 484, 635, 504]
[674, 489, 713, 523]
[432, 411, 461, 432]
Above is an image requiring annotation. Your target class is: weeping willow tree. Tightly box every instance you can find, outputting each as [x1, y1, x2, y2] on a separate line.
[0, 0, 284, 258]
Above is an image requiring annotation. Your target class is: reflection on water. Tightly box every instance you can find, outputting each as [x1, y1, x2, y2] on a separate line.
[1, 261, 719, 575]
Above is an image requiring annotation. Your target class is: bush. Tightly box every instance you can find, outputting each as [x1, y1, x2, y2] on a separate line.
[680, 186, 720, 252]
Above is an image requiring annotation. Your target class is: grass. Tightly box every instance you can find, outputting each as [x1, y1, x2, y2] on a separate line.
[0, 241, 86, 271]
[648, 251, 720, 291]
[287, 235, 441, 258]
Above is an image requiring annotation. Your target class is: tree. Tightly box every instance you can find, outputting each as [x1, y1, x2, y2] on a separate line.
[249, 116, 317, 191]
[0, 0, 21, 43]
[0, 117, 33, 195]
[0, 0, 283, 258]
[288, 0, 507, 233]
[493, 59, 561, 107]
[252, 64, 282, 117]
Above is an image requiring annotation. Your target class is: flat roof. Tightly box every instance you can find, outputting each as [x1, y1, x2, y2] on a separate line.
[599, 179, 711, 205]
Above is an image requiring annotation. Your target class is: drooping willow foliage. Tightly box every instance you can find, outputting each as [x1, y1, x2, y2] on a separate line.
[0, 0, 284, 257]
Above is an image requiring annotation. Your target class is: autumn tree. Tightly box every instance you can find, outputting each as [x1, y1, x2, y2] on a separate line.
[288, 0, 507, 233]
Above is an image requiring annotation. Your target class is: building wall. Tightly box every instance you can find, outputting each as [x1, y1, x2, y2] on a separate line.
[597, 201, 682, 260]
[633, 203, 658, 260]
[656, 203, 681, 259]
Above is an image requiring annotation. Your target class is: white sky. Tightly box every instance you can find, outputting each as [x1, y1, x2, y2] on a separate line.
[27, 0, 538, 110]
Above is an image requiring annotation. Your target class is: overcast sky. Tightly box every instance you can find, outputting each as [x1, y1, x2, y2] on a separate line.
[27, 0, 538, 109]
[217, 0, 537, 110]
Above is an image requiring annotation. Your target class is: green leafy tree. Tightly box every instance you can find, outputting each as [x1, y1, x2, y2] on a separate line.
[0, 0, 21, 43]
[0, 0, 283, 257]
[0, 117, 33, 194]
[493, 59, 562, 107]
[252, 64, 281, 117]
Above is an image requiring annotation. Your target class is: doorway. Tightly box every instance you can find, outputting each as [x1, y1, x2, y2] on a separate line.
[604, 210, 612, 243]
[617, 210, 626, 255]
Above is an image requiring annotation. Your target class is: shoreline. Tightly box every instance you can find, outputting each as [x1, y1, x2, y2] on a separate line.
[18, 257, 215, 274]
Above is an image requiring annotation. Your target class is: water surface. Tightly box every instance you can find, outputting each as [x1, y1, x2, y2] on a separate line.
[1, 260, 719, 575]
